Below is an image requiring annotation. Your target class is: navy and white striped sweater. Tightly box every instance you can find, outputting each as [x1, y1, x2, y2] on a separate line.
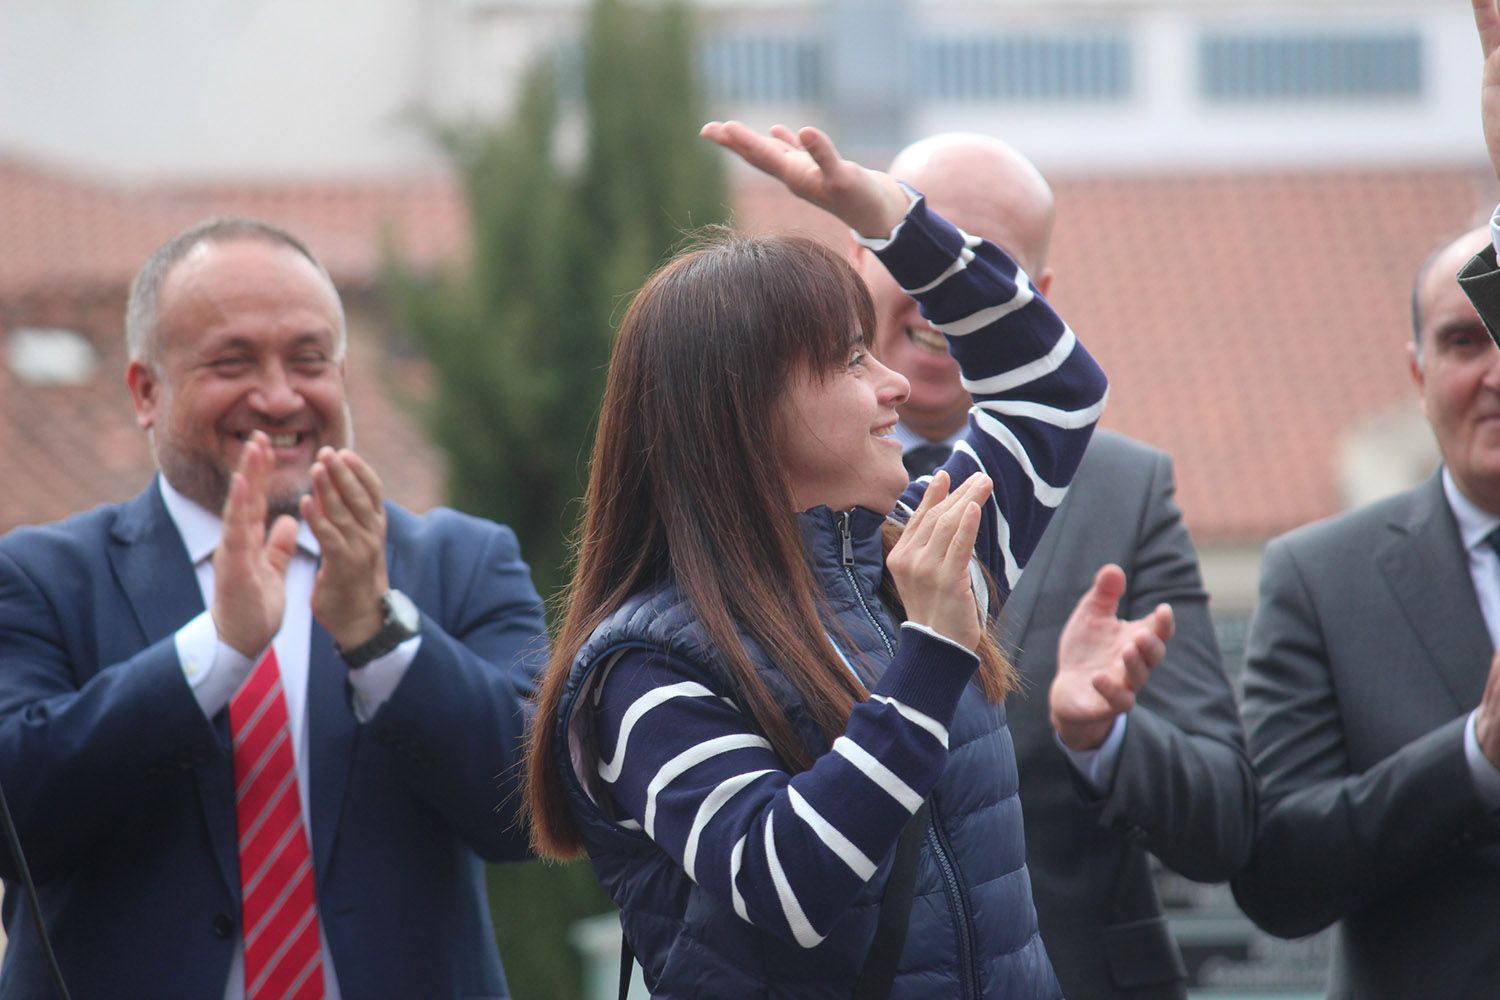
[582, 192, 1106, 967]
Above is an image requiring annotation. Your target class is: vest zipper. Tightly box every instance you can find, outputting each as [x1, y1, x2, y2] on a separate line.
[837, 511, 894, 657]
[926, 800, 980, 1000]
[840, 510, 979, 995]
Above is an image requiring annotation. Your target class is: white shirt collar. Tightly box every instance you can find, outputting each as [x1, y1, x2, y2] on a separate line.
[1442, 466, 1500, 554]
[894, 420, 965, 455]
[156, 474, 320, 565]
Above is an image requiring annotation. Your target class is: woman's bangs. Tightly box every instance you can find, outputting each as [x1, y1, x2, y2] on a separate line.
[771, 238, 876, 378]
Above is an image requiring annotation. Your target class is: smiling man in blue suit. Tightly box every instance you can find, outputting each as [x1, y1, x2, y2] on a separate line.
[0, 218, 547, 999]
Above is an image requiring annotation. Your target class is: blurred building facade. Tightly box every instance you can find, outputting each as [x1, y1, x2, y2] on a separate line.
[0, 0, 1486, 176]
[2, 0, 1495, 994]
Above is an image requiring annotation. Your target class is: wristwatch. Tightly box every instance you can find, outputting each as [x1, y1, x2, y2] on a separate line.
[337, 589, 421, 668]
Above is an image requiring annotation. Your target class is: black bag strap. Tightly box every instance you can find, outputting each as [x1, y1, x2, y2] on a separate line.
[853, 801, 930, 1000]
[616, 801, 931, 1000]
[619, 931, 636, 1000]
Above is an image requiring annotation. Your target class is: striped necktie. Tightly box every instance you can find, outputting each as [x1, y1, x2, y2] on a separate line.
[230, 648, 325, 1000]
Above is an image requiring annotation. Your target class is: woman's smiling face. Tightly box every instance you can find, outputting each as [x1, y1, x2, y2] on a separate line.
[777, 337, 912, 514]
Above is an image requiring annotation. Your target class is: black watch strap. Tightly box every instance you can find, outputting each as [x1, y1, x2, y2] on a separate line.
[337, 589, 420, 668]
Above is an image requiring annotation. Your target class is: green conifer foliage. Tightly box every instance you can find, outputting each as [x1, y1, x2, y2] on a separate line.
[396, 1, 726, 996]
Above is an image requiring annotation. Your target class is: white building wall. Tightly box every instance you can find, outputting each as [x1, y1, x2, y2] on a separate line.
[0, 0, 1486, 179]
[898, 2, 1483, 172]
[0, 0, 570, 178]
[2, 1, 402, 176]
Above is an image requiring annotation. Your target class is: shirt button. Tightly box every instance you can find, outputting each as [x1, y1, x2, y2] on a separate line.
[212, 912, 235, 938]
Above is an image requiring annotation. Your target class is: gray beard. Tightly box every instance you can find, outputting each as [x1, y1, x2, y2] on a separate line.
[155, 451, 307, 526]
[265, 493, 306, 524]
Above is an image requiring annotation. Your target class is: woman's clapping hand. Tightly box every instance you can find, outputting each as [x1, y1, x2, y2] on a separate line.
[887, 471, 993, 652]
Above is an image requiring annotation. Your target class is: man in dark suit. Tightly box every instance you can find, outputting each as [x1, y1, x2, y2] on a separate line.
[0, 218, 546, 998]
[853, 135, 1256, 998]
[1230, 225, 1500, 997]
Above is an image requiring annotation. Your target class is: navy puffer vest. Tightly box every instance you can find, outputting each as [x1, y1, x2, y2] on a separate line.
[554, 506, 1062, 999]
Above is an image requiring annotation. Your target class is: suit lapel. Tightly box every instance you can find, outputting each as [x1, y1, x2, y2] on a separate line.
[998, 486, 1076, 660]
[107, 484, 241, 900]
[1376, 474, 1494, 711]
[107, 486, 205, 652]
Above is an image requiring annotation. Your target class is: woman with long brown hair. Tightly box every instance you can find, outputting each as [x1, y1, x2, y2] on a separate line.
[524, 123, 1168, 999]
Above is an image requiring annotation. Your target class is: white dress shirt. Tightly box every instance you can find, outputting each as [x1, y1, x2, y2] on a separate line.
[892, 420, 965, 456]
[159, 476, 420, 1000]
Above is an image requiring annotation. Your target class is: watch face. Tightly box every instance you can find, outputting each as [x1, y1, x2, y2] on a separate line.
[387, 589, 421, 635]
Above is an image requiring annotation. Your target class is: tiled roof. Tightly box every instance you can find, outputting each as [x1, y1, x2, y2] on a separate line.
[735, 167, 1499, 543]
[0, 156, 465, 299]
[4, 156, 1496, 543]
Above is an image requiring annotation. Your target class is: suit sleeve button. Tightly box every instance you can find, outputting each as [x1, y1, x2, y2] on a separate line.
[212, 912, 235, 938]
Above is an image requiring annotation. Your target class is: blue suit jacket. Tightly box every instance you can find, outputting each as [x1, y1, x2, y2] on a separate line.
[0, 483, 547, 999]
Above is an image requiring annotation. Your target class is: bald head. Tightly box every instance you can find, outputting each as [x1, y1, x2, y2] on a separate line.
[888, 133, 1055, 276]
[854, 133, 1057, 441]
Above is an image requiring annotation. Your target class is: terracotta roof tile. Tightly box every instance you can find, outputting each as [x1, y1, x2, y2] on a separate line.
[0, 156, 466, 299]
[4, 157, 1495, 544]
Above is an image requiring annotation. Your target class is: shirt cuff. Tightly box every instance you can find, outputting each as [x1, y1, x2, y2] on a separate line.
[899, 620, 979, 659]
[851, 181, 922, 252]
[878, 624, 980, 728]
[175, 610, 256, 719]
[1464, 709, 1500, 812]
[1056, 713, 1129, 795]
[347, 635, 421, 723]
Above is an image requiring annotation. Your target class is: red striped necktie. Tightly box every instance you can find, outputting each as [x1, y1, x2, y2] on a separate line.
[230, 647, 325, 1000]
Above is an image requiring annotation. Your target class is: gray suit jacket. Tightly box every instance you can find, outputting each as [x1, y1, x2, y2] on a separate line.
[1231, 472, 1500, 998]
[1000, 431, 1256, 999]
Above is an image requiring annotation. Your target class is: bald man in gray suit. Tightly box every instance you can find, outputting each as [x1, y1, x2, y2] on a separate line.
[854, 135, 1256, 999]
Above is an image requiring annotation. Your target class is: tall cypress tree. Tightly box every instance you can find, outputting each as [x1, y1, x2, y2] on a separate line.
[403, 0, 724, 605]
[395, 1, 726, 996]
